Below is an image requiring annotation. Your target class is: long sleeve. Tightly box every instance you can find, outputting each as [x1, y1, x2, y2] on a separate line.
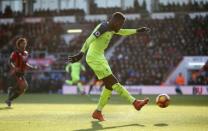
[80, 22, 108, 53]
[80, 34, 96, 53]
[115, 29, 137, 36]
[26, 63, 34, 69]
[65, 63, 71, 73]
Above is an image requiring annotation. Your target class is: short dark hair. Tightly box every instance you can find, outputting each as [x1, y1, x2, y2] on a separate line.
[112, 12, 125, 21]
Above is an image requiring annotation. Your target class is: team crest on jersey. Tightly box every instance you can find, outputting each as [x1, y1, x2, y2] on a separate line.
[94, 31, 101, 37]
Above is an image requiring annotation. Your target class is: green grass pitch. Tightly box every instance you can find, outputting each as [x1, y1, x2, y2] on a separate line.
[0, 94, 208, 131]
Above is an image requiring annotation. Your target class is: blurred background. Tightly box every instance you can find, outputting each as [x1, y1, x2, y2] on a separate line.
[0, 0, 207, 95]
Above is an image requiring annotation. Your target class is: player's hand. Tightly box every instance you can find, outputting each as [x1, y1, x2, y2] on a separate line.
[68, 52, 84, 63]
[137, 27, 151, 33]
[33, 65, 39, 70]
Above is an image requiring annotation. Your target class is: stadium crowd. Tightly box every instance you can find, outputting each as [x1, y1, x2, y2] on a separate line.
[110, 15, 208, 85]
[1, 1, 208, 18]
[0, 0, 146, 18]
[0, 5, 85, 18]
[156, 1, 208, 12]
[0, 19, 96, 93]
[0, 7, 208, 92]
[89, 0, 147, 14]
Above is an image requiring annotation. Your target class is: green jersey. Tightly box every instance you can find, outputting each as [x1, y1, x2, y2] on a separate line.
[81, 22, 137, 59]
[80, 21, 137, 79]
[65, 62, 85, 78]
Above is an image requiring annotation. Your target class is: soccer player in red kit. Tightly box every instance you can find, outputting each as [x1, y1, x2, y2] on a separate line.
[5, 37, 37, 107]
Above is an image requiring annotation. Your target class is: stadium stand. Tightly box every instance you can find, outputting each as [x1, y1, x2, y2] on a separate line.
[0, 1, 208, 92]
[155, 1, 208, 12]
[110, 16, 208, 85]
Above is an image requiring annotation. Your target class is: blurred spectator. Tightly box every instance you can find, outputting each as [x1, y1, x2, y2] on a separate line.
[175, 73, 185, 86]
[175, 72, 185, 95]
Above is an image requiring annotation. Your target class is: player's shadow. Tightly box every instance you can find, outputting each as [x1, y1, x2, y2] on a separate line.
[74, 121, 145, 131]
[0, 107, 13, 110]
[154, 123, 168, 127]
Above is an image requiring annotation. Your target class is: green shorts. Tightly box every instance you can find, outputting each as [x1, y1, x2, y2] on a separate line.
[71, 73, 80, 83]
[86, 56, 112, 80]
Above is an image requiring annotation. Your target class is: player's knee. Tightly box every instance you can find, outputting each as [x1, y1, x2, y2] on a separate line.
[19, 85, 27, 94]
[18, 81, 28, 94]
[102, 75, 118, 90]
[104, 86, 113, 90]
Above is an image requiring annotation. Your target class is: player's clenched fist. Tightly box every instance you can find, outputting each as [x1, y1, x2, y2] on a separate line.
[137, 27, 151, 33]
[68, 52, 84, 63]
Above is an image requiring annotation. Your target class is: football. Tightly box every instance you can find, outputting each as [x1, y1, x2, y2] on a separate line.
[156, 94, 170, 108]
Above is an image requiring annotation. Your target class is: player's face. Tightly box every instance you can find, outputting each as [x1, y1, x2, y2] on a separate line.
[19, 40, 27, 51]
[111, 18, 125, 32]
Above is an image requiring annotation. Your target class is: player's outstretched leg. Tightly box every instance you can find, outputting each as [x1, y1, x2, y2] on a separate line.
[112, 83, 149, 110]
[92, 87, 112, 121]
[133, 98, 149, 111]
[92, 74, 149, 121]
[112, 83, 135, 103]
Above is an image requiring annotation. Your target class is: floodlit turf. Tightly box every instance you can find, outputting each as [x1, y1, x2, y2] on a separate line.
[0, 94, 208, 131]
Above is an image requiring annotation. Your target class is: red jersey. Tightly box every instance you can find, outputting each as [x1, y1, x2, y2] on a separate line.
[10, 50, 29, 73]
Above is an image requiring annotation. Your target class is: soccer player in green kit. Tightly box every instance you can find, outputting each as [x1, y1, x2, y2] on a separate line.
[65, 62, 86, 94]
[68, 12, 150, 121]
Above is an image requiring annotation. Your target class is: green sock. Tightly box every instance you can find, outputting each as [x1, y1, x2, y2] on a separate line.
[77, 82, 83, 92]
[65, 80, 73, 85]
[112, 83, 135, 104]
[97, 87, 112, 111]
